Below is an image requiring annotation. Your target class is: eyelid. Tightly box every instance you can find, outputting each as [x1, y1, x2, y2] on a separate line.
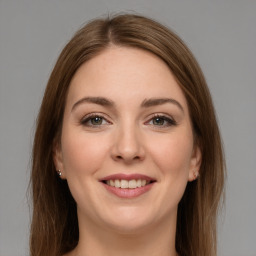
[79, 112, 177, 128]
[80, 112, 112, 126]
[144, 113, 177, 127]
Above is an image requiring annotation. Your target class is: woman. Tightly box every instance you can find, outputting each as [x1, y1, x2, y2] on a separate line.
[30, 14, 225, 256]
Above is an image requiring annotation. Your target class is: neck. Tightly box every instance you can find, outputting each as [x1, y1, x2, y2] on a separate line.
[69, 211, 178, 256]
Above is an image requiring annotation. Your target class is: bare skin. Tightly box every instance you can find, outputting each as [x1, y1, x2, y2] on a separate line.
[55, 46, 201, 256]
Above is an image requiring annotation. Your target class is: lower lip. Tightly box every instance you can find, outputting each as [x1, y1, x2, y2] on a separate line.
[102, 182, 155, 198]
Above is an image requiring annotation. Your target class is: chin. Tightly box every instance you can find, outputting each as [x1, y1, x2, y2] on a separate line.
[99, 206, 159, 235]
[106, 219, 153, 235]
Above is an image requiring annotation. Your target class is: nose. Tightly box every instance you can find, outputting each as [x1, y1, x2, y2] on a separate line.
[111, 124, 145, 164]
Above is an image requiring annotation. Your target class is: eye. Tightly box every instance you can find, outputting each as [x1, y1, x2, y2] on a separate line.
[80, 114, 110, 127]
[152, 116, 166, 126]
[146, 114, 177, 127]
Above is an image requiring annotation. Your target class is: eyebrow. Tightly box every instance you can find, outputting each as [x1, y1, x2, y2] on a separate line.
[71, 96, 184, 112]
[71, 97, 115, 111]
[141, 98, 184, 112]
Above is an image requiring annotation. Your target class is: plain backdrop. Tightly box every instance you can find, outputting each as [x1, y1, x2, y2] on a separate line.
[0, 1, 255, 256]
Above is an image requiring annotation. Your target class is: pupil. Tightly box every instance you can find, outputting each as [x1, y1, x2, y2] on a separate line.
[153, 117, 164, 125]
[92, 116, 102, 125]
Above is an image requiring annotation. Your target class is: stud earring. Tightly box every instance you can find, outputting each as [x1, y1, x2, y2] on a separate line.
[193, 170, 199, 180]
[57, 170, 62, 177]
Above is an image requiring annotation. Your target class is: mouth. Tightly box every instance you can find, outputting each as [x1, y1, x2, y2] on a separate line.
[100, 174, 156, 198]
[102, 179, 155, 188]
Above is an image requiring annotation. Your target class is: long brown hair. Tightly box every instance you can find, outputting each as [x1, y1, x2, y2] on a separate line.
[30, 14, 225, 256]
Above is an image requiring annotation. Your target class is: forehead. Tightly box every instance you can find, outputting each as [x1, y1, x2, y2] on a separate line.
[66, 46, 188, 112]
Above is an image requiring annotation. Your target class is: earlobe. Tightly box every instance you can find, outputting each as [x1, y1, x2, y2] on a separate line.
[53, 141, 66, 179]
[188, 144, 202, 182]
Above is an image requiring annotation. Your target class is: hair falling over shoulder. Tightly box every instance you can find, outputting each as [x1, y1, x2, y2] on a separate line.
[29, 13, 225, 256]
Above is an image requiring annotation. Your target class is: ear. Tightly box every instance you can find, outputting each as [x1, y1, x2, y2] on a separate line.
[53, 140, 66, 179]
[188, 144, 202, 182]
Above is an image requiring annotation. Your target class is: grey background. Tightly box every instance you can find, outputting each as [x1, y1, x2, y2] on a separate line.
[0, 1, 255, 255]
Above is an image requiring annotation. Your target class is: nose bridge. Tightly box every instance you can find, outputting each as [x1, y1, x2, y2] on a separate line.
[112, 117, 145, 162]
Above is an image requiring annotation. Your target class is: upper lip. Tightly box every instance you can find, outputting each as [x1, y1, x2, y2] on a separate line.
[100, 173, 156, 182]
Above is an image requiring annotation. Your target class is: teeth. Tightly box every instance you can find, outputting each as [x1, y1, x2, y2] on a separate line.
[120, 180, 128, 188]
[106, 179, 150, 189]
[114, 180, 120, 188]
[129, 179, 137, 189]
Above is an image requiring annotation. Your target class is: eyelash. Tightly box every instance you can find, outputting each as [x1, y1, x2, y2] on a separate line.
[80, 113, 177, 128]
[145, 114, 177, 127]
[80, 113, 111, 127]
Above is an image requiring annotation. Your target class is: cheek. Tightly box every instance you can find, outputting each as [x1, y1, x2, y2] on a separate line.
[61, 128, 109, 178]
[148, 129, 194, 177]
[144, 128, 194, 217]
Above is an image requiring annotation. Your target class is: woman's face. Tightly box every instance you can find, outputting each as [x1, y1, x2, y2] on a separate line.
[54, 46, 201, 234]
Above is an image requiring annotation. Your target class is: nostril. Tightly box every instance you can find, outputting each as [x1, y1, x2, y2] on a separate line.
[114, 155, 142, 162]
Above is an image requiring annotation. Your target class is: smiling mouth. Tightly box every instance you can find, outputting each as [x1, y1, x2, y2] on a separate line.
[102, 179, 155, 189]
[100, 174, 156, 198]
